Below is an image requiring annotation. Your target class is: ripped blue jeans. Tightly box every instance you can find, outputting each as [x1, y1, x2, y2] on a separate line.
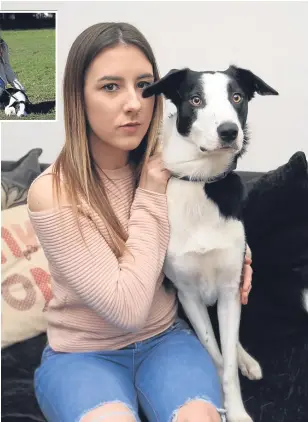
[34, 318, 226, 422]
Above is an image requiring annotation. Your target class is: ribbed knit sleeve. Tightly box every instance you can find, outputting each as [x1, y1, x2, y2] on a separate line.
[28, 187, 170, 332]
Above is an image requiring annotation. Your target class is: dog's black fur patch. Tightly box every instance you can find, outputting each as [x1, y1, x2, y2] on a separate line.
[0, 90, 11, 110]
[30, 100, 56, 114]
[223, 65, 279, 101]
[226, 79, 249, 128]
[204, 172, 245, 219]
[176, 71, 205, 137]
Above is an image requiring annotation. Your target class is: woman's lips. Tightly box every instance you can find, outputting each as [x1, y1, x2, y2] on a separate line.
[119, 123, 141, 134]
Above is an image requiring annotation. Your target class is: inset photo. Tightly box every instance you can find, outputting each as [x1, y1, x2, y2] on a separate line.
[0, 12, 56, 121]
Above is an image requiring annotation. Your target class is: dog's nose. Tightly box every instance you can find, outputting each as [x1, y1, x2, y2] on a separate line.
[217, 122, 239, 143]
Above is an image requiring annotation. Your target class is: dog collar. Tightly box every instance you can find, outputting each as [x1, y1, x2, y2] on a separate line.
[172, 158, 238, 184]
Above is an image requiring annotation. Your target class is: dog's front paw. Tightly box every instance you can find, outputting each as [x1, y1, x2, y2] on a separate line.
[239, 354, 263, 380]
[237, 344, 263, 380]
[227, 409, 253, 422]
[224, 389, 253, 422]
[4, 106, 16, 116]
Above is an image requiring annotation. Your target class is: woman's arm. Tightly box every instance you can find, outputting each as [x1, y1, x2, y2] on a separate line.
[27, 175, 169, 332]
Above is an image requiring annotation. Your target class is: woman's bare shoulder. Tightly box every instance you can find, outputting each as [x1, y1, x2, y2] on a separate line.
[27, 164, 70, 212]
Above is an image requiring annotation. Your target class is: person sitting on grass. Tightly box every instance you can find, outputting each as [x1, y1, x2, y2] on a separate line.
[0, 36, 26, 97]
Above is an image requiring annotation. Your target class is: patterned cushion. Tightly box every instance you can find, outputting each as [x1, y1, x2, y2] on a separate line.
[1, 204, 52, 348]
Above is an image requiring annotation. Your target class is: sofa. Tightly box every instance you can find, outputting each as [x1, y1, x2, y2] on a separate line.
[1, 149, 308, 422]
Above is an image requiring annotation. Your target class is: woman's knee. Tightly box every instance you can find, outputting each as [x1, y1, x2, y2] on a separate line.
[80, 402, 137, 422]
[173, 399, 221, 422]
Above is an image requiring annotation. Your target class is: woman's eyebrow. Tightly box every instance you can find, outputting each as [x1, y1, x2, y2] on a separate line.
[97, 73, 154, 83]
[137, 73, 154, 80]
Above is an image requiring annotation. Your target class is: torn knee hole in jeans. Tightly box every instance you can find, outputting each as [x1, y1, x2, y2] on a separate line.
[170, 396, 227, 422]
[78, 400, 138, 422]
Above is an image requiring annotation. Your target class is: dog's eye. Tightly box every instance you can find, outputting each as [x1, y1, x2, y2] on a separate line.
[232, 93, 243, 103]
[189, 96, 202, 107]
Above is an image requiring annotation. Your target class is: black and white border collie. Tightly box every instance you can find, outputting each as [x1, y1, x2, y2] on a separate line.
[143, 65, 279, 422]
[0, 87, 30, 117]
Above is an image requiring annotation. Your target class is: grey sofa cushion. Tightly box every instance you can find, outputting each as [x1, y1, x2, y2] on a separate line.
[1, 148, 43, 210]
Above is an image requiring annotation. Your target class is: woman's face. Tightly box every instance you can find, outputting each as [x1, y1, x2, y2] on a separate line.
[84, 44, 155, 156]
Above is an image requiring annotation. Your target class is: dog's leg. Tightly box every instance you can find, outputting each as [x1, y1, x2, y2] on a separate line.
[237, 342, 262, 380]
[17, 103, 26, 117]
[5, 95, 16, 116]
[177, 291, 223, 372]
[218, 291, 253, 422]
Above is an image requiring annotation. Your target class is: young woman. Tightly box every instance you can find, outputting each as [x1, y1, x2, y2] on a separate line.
[0, 37, 25, 96]
[27, 22, 253, 422]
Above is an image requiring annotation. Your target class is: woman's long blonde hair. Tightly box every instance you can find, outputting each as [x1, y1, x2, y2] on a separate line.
[53, 22, 163, 258]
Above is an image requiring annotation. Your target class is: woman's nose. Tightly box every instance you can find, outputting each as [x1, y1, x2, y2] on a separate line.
[124, 89, 141, 113]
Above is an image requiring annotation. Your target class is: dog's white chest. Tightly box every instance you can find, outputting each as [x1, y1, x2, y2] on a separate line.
[164, 178, 245, 305]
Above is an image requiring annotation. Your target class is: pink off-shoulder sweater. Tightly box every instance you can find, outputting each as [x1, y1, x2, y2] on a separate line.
[27, 163, 177, 352]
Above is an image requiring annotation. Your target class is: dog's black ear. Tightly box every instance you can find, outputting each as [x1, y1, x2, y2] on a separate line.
[142, 68, 189, 105]
[227, 65, 279, 101]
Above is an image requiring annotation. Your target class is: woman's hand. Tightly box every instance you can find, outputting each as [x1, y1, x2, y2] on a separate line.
[139, 153, 171, 194]
[240, 247, 253, 305]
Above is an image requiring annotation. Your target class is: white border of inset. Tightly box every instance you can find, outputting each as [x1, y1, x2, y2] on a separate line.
[0, 10, 58, 123]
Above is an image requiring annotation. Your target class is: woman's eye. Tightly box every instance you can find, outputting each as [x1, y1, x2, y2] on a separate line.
[137, 81, 152, 89]
[103, 83, 118, 92]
